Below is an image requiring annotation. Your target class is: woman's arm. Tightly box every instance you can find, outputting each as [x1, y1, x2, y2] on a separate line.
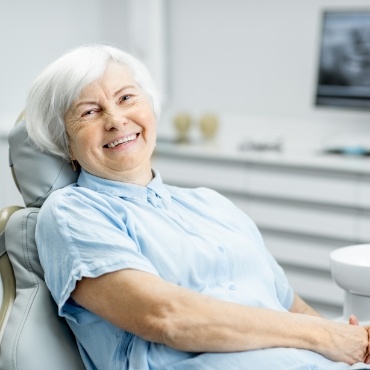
[72, 268, 369, 365]
[289, 293, 322, 317]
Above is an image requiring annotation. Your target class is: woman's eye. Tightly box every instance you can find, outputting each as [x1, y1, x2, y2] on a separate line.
[120, 94, 132, 103]
[81, 109, 97, 117]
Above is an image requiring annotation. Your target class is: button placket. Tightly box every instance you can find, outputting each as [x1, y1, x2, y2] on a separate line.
[147, 189, 162, 208]
[217, 245, 229, 283]
[217, 245, 237, 291]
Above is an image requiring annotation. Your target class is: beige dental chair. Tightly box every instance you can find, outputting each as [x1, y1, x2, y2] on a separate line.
[0, 118, 85, 369]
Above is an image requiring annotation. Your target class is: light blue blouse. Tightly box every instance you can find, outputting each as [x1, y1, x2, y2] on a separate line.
[36, 169, 369, 370]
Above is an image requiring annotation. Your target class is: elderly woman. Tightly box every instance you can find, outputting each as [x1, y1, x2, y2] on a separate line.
[25, 44, 370, 370]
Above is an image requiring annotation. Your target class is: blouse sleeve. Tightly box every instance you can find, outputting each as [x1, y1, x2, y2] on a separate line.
[35, 186, 159, 323]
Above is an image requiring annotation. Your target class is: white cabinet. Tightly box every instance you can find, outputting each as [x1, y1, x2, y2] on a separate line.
[152, 148, 370, 318]
[237, 197, 356, 240]
[152, 154, 247, 191]
[248, 165, 358, 207]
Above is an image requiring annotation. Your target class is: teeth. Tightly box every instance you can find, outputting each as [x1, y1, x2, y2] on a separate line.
[107, 134, 137, 148]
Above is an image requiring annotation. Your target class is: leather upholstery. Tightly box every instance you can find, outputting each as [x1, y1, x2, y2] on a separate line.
[0, 119, 85, 369]
[8, 120, 79, 207]
[0, 206, 19, 341]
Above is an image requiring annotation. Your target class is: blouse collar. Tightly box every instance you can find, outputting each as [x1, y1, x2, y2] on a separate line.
[77, 168, 171, 202]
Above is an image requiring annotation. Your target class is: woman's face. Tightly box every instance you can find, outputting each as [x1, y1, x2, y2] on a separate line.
[65, 62, 157, 184]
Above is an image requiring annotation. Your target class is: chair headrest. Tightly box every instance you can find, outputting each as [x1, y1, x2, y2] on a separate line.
[8, 120, 79, 207]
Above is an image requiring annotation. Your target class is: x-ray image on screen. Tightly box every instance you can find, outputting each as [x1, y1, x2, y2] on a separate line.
[316, 10, 370, 109]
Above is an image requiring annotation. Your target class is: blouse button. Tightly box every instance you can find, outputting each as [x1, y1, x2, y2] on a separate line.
[228, 284, 236, 290]
[218, 246, 225, 253]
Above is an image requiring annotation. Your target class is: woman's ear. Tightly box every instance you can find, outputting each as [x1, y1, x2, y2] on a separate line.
[71, 159, 78, 172]
[69, 144, 76, 161]
[69, 145, 79, 171]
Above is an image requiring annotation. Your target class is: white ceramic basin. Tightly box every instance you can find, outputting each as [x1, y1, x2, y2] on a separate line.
[330, 244, 370, 296]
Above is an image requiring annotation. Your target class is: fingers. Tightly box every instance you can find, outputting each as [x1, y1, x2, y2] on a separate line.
[365, 354, 370, 364]
[349, 314, 359, 325]
[348, 315, 370, 364]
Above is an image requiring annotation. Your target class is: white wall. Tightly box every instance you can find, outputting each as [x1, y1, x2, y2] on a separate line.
[0, 0, 129, 207]
[0, 0, 130, 127]
[2, 0, 370, 208]
[162, 0, 370, 153]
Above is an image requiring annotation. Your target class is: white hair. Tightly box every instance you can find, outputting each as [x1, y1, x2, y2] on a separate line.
[26, 44, 161, 160]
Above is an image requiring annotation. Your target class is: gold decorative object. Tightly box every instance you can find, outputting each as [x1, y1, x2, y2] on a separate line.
[173, 113, 192, 143]
[199, 114, 219, 141]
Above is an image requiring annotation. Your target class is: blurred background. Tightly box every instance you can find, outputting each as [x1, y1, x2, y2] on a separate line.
[3, 0, 370, 119]
[2, 0, 370, 317]
[2, 0, 370, 207]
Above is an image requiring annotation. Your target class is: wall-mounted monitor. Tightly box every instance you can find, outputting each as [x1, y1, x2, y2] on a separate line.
[315, 10, 370, 110]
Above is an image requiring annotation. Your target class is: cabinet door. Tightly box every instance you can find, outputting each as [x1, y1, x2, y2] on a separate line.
[356, 175, 370, 241]
[261, 229, 349, 271]
[283, 266, 344, 308]
[233, 196, 357, 241]
[358, 175, 370, 209]
[357, 210, 370, 241]
[152, 155, 247, 192]
[248, 165, 357, 207]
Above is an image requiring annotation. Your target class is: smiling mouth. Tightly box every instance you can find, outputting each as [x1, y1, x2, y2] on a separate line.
[104, 134, 139, 148]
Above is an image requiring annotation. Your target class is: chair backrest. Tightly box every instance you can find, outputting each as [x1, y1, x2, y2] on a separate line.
[0, 119, 84, 370]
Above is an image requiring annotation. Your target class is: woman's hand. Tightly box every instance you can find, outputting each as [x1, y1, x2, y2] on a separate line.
[349, 314, 370, 364]
[316, 317, 369, 365]
[289, 295, 369, 364]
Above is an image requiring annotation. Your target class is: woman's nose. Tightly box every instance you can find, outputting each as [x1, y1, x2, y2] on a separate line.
[104, 107, 128, 130]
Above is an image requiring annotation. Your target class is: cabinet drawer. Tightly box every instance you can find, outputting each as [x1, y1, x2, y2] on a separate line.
[358, 176, 370, 209]
[248, 165, 357, 207]
[357, 211, 370, 241]
[152, 156, 247, 192]
[284, 267, 344, 307]
[262, 231, 348, 271]
[233, 197, 356, 240]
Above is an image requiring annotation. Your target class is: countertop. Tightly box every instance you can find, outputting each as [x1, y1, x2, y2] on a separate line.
[155, 137, 370, 175]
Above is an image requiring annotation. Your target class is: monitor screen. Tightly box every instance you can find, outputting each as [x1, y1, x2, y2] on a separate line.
[315, 10, 370, 109]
